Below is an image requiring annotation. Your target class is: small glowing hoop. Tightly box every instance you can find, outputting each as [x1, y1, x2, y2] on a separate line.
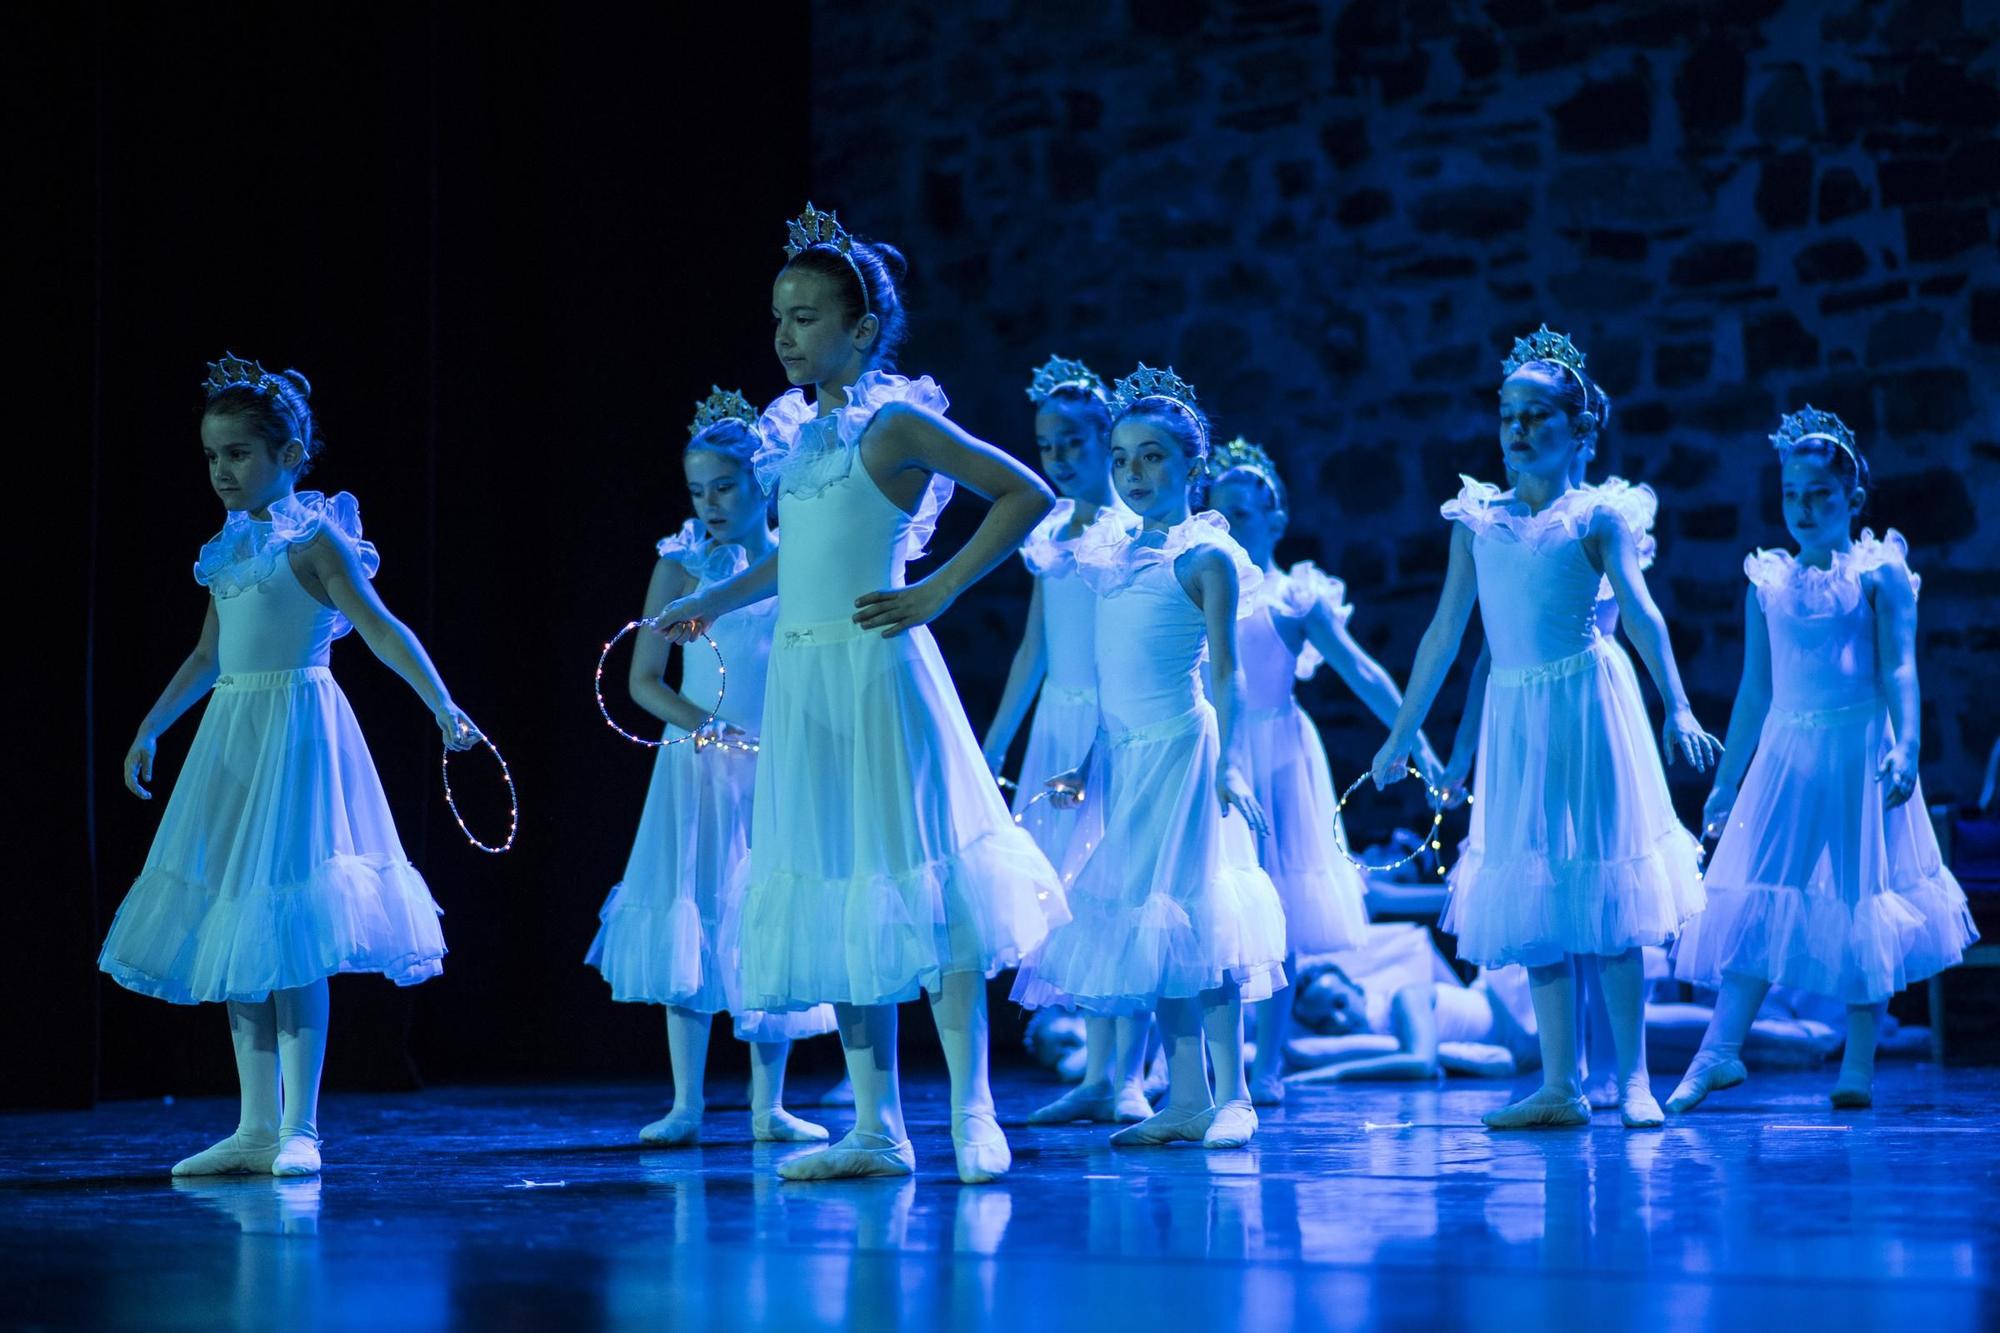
[594, 619, 756, 754]
[1335, 763, 1451, 876]
[1012, 784, 1081, 825]
[441, 732, 519, 854]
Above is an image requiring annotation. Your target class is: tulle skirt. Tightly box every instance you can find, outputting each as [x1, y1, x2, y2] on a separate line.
[738, 619, 1068, 1009]
[1239, 701, 1370, 955]
[1445, 638, 1705, 968]
[1012, 702, 1289, 1014]
[1012, 682, 1100, 869]
[99, 667, 446, 1004]
[585, 736, 834, 1041]
[1674, 700, 1976, 1003]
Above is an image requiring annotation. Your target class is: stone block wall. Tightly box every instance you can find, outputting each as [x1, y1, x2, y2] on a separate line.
[809, 0, 2000, 811]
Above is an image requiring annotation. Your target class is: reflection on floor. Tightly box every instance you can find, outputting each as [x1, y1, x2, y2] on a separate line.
[5, 1067, 1996, 1331]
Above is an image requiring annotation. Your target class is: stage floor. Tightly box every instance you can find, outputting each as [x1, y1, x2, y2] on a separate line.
[4, 1067, 1996, 1331]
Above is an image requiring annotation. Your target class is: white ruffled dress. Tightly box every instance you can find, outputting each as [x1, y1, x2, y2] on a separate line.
[99, 492, 447, 1004]
[1674, 532, 1975, 1002]
[1441, 478, 1705, 968]
[1011, 513, 1289, 1013]
[1238, 562, 1371, 955]
[585, 524, 832, 1040]
[1011, 499, 1137, 866]
[736, 372, 1068, 1009]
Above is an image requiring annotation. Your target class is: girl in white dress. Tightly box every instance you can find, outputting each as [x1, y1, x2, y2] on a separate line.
[982, 356, 1152, 1127]
[586, 389, 832, 1147]
[1205, 437, 1443, 1105]
[659, 207, 1066, 1183]
[1669, 408, 1975, 1112]
[1012, 365, 1289, 1150]
[1371, 327, 1718, 1130]
[101, 355, 478, 1178]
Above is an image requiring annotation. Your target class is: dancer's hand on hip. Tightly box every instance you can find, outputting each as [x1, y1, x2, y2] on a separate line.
[853, 577, 956, 638]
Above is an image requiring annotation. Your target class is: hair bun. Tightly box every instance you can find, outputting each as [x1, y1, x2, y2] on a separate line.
[868, 240, 909, 286]
[280, 368, 313, 400]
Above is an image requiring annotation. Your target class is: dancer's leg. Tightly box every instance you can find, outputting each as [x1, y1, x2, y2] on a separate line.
[640, 1007, 713, 1145]
[272, 979, 329, 1174]
[1596, 948, 1663, 1128]
[172, 998, 281, 1176]
[749, 1039, 829, 1143]
[1027, 1017, 1121, 1124]
[1576, 956, 1620, 1109]
[1249, 958, 1294, 1104]
[1200, 985, 1257, 1147]
[1831, 1002, 1882, 1108]
[1483, 958, 1589, 1129]
[930, 971, 1010, 1183]
[778, 1002, 913, 1180]
[1665, 972, 1768, 1113]
[1111, 996, 1219, 1146]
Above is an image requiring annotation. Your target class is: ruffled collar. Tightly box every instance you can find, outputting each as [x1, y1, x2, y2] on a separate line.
[656, 517, 771, 586]
[193, 491, 377, 639]
[1441, 475, 1657, 551]
[1247, 561, 1354, 681]
[1073, 510, 1262, 612]
[752, 370, 954, 559]
[1021, 497, 1139, 578]
[1744, 528, 1918, 617]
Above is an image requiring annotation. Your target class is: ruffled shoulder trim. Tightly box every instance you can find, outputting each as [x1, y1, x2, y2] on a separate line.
[752, 371, 955, 560]
[656, 517, 766, 586]
[194, 492, 377, 640]
[1074, 510, 1263, 613]
[1441, 475, 1657, 553]
[1258, 561, 1354, 681]
[1745, 527, 1919, 616]
[1020, 498, 1139, 578]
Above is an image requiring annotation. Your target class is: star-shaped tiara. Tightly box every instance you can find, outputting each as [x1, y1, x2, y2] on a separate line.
[1026, 354, 1106, 405]
[688, 386, 759, 440]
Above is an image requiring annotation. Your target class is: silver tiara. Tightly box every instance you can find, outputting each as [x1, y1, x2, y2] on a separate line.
[1211, 435, 1282, 498]
[204, 351, 285, 397]
[1026, 354, 1106, 405]
[688, 386, 760, 440]
[1770, 405, 1860, 468]
[781, 202, 869, 317]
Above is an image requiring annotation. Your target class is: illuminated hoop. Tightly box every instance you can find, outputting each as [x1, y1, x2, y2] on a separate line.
[594, 619, 757, 754]
[441, 732, 519, 854]
[1334, 763, 1452, 876]
[1012, 784, 1080, 825]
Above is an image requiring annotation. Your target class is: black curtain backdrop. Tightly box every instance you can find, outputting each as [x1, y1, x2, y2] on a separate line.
[11, 3, 816, 1108]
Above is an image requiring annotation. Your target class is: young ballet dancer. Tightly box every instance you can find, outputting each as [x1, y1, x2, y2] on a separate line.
[1668, 407, 1976, 1112]
[586, 389, 833, 1147]
[981, 355, 1152, 1127]
[658, 206, 1066, 1183]
[101, 354, 478, 1177]
[1011, 365, 1289, 1149]
[1371, 326, 1718, 1130]
[1204, 436, 1443, 1104]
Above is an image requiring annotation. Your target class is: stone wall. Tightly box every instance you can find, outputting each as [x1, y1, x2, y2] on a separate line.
[809, 0, 2000, 814]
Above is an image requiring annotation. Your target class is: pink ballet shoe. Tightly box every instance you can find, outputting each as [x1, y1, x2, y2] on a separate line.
[777, 1131, 915, 1181]
[1202, 1100, 1258, 1148]
[171, 1133, 279, 1178]
[1482, 1086, 1591, 1130]
[271, 1132, 322, 1177]
[1109, 1105, 1215, 1147]
[1665, 1055, 1747, 1115]
[951, 1109, 1012, 1184]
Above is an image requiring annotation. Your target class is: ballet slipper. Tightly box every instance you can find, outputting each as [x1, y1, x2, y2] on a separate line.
[271, 1132, 323, 1177]
[1829, 1077, 1873, 1109]
[951, 1109, 1012, 1185]
[638, 1110, 704, 1147]
[776, 1130, 915, 1181]
[1025, 1081, 1118, 1125]
[1584, 1077, 1621, 1112]
[1202, 1100, 1258, 1148]
[1482, 1086, 1591, 1130]
[1109, 1105, 1215, 1147]
[171, 1133, 279, 1178]
[752, 1108, 831, 1143]
[1620, 1078, 1665, 1130]
[1665, 1054, 1747, 1115]
[1248, 1071, 1287, 1107]
[1112, 1084, 1155, 1123]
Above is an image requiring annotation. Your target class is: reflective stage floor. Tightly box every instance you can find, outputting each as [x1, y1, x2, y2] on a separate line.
[5, 1067, 1997, 1331]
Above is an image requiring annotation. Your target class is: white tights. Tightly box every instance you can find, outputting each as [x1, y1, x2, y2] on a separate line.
[225, 978, 329, 1147]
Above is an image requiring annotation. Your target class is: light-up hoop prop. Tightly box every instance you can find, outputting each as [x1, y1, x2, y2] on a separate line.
[595, 619, 757, 754]
[1334, 763, 1454, 876]
[441, 731, 519, 854]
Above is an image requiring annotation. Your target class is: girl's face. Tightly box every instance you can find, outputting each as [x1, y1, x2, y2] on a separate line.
[1034, 400, 1112, 502]
[1498, 369, 1590, 486]
[1209, 473, 1283, 564]
[1109, 419, 1195, 523]
[201, 410, 298, 515]
[1781, 453, 1860, 551]
[771, 267, 871, 390]
[1292, 965, 1368, 1037]
[684, 449, 766, 546]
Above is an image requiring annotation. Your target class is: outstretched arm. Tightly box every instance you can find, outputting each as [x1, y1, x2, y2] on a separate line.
[303, 532, 477, 750]
[657, 551, 778, 641]
[850, 403, 1055, 637]
[1871, 561, 1922, 809]
[124, 601, 222, 799]
[1371, 524, 1479, 785]
[1592, 510, 1719, 772]
[983, 579, 1050, 775]
[1701, 586, 1772, 835]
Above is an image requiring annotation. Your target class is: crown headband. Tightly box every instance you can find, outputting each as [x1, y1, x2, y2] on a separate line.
[204, 351, 290, 399]
[1210, 436, 1285, 503]
[1770, 405, 1861, 473]
[782, 202, 870, 318]
[1111, 363, 1208, 449]
[687, 386, 760, 441]
[1026, 354, 1107, 405]
[1501, 324, 1592, 404]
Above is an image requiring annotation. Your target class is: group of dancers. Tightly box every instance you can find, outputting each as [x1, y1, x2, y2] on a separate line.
[99, 204, 1977, 1185]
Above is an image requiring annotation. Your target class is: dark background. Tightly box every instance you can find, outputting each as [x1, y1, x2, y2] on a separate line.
[12, 1, 1999, 1110]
